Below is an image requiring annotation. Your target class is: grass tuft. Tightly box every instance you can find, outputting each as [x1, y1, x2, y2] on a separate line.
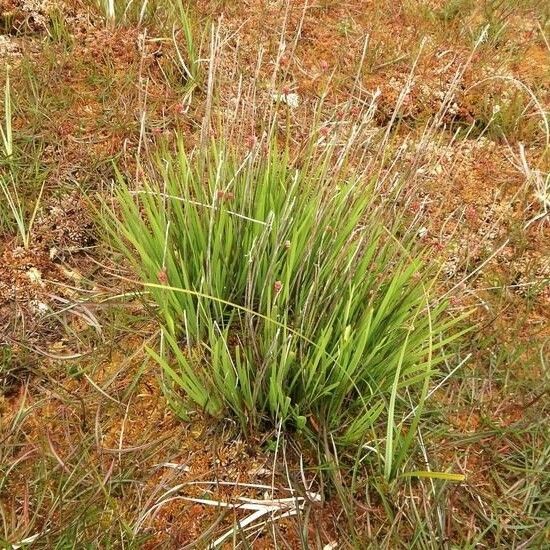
[103, 135, 465, 476]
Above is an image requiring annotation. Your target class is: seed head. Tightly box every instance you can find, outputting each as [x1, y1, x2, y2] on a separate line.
[157, 268, 168, 284]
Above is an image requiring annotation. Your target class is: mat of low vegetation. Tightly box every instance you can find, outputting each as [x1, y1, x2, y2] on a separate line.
[0, 0, 548, 548]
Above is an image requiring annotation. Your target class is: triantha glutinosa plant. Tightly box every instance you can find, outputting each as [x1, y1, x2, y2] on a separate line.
[104, 135, 462, 477]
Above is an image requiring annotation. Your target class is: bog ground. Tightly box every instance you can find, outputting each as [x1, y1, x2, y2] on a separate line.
[0, 1, 549, 548]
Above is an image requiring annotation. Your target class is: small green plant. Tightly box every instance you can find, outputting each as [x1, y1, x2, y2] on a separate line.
[95, 0, 181, 27]
[0, 70, 13, 159]
[155, 3, 205, 98]
[337, 17, 355, 38]
[470, 88, 547, 143]
[439, 0, 473, 22]
[0, 71, 46, 246]
[172, 3, 203, 93]
[46, 8, 74, 47]
[470, 0, 514, 48]
[423, 0, 473, 24]
[104, 135, 463, 477]
[0, 174, 43, 247]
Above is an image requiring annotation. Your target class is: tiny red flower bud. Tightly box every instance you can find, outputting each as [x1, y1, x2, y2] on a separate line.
[245, 135, 257, 149]
[217, 190, 235, 201]
[273, 280, 283, 294]
[465, 205, 477, 223]
[450, 295, 461, 307]
[157, 268, 168, 284]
